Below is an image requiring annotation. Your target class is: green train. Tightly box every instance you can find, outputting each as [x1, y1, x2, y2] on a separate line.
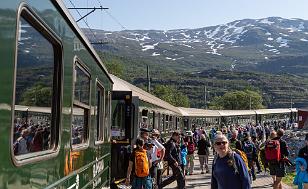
[0, 1, 299, 189]
[0, 0, 113, 188]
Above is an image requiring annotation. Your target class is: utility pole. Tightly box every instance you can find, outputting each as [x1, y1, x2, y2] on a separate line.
[204, 86, 207, 109]
[249, 96, 252, 110]
[147, 65, 150, 93]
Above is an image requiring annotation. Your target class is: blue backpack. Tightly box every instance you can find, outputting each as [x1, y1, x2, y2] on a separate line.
[243, 141, 254, 159]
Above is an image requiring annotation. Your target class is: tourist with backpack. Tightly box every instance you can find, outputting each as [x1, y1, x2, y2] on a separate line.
[230, 129, 242, 151]
[159, 131, 185, 189]
[197, 134, 211, 174]
[125, 138, 152, 189]
[242, 132, 257, 181]
[186, 135, 195, 175]
[150, 129, 165, 189]
[211, 134, 251, 189]
[251, 136, 262, 174]
[265, 130, 289, 189]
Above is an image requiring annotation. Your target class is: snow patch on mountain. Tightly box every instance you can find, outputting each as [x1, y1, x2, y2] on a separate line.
[259, 18, 275, 25]
[276, 37, 289, 47]
[152, 52, 160, 56]
[264, 44, 274, 48]
[142, 43, 159, 51]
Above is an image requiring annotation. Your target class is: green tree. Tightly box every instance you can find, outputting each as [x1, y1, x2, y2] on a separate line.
[209, 90, 264, 110]
[152, 85, 190, 107]
[102, 58, 124, 77]
[20, 84, 52, 107]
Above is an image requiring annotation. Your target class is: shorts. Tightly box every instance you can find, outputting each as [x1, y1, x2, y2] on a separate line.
[269, 162, 286, 177]
[132, 176, 152, 189]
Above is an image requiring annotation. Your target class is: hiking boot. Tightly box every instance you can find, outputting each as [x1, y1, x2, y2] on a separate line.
[201, 171, 204, 174]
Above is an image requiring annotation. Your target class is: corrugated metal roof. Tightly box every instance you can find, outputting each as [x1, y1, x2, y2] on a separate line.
[111, 75, 181, 114]
[178, 107, 221, 117]
[254, 108, 291, 115]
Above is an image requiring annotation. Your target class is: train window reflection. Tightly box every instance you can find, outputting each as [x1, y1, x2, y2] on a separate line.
[111, 101, 126, 140]
[71, 106, 88, 145]
[72, 62, 90, 146]
[13, 17, 55, 156]
[74, 66, 90, 105]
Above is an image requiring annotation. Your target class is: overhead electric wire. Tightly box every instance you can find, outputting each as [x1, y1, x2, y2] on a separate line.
[67, 0, 100, 43]
[94, 0, 127, 30]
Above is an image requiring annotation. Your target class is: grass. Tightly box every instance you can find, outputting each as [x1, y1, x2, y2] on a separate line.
[282, 172, 297, 189]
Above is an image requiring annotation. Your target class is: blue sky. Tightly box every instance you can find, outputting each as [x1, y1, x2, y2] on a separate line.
[64, 0, 308, 31]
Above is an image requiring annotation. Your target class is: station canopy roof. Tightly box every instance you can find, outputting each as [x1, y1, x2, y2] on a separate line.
[111, 75, 181, 114]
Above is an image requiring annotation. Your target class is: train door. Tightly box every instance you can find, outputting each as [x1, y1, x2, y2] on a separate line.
[110, 91, 133, 182]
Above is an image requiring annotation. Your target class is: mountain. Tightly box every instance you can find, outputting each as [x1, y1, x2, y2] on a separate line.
[85, 17, 308, 75]
[84, 17, 308, 108]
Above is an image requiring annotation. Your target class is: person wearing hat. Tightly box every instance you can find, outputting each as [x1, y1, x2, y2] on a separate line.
[150, 129, 165, 188]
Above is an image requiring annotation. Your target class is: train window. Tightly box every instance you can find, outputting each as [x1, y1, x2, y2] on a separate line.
[160, 114, 165, 132]
[13, 8, 62, 162]
[71, 63, 90, 147]
[111, 100, 126, 140]
[95, 81, 105, 143]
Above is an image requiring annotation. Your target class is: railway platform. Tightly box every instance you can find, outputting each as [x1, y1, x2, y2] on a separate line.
[164, 153, 293, 189]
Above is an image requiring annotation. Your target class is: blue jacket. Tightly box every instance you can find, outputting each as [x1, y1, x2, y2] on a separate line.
[211, 153, 251, 189]
[294, 157, 308, 189]
[180, 145, 188, 166]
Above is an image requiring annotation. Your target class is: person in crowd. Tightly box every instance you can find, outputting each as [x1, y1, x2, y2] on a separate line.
[266, 130, 289, 189]
[295, 133, 308, 188]
[251, 135, 262, 174]
[125, 138, 152, 189]
[211, 134, 251, 189]
[159, 132, 185, 189]
[197, 134, 211, 174]
[230, 129, 242, 150]
[209, 127, 217, 154]
[179, 134, 188, 175]
[186, 134, 196, 175]
[293, 156, 308, 189]
[150, 129, 165, 189]
[180, 141, 188, 175]
[13, 129, 29, 155]
[242, 132, 257, 181]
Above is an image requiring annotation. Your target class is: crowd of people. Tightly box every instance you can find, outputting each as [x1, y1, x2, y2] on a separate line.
[13, 115, 51, 155]
[124, 120, 308, 189]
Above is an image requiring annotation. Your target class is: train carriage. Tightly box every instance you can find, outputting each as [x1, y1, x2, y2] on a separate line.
[0, 0, 112, 188]
[109, 75, 183, 184]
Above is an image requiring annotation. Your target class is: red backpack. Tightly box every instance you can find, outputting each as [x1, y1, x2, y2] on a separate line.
[188, 142, 195, 154]
[265, 140, 281, 162]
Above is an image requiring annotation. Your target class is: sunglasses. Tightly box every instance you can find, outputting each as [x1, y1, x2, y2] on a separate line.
[215, 141, 228, 146]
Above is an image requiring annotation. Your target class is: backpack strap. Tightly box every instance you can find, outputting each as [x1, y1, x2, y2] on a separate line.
[231, 152, 239, 175]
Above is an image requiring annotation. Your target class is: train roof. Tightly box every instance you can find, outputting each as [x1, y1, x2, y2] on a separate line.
[254, 108, 294, 115]
[178, 107, 297, 117]
[178, 107, 221, 117]
[111, 75, 182, 114]
[52, 0, 113, 83]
